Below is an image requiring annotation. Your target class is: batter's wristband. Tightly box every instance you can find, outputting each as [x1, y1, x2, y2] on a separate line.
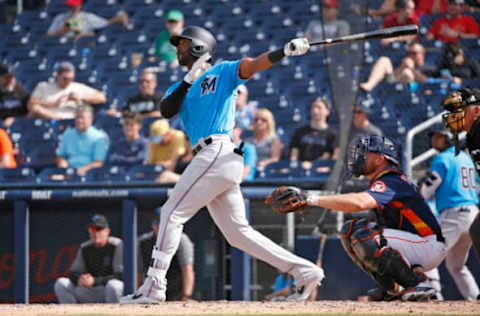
[267, 49, 285, 64]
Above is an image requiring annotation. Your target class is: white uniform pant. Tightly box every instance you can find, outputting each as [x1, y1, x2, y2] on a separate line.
[429, 205, 479, 300]
[374, 229, 446, 271]
[152, 137, 316, 285]
[54, 277, 124, 303]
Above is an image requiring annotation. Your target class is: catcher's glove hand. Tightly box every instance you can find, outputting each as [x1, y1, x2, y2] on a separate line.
[265, 186, 308, 213]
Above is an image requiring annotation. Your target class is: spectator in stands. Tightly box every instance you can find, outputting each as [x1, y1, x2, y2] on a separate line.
[352, 0, 396, 18]
[305, 0, 350, 42]
[47, 0, 129, 41]
[436, 43, 480, 84]
[235, 84, 256, 130]
[107, 112, 148, 167]
[289, 98, 339, 170]
[138, 208, 195, 301]
[248, 108, 283, 172]
[147, 119, 186, 182]
[28, 62, 106, 121]
[381, 0, 419, 45]
[0, 63, 29, 127]
[57, 105, 109, 176]
[416, 0, 448, 15]
[426, 0, 479, 43]
[54, 214, 124, 303]
[359, 43, 437, 91]
[107, 69, 162, 119]
[232, 124, 257, 181]
[0, 127, 17, 169]
[154, 10, 184, 68]
[349, 104, 383, 141]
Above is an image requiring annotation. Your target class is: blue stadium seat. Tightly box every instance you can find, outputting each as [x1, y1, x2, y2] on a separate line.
[0, 167, 37, 183]
[21, 139, 58, 169]
[85, 165, 127, 183]
[127, 164, 166, 182]
[299, 159, 335, 181]
[94, 114, 123, 131]
[52, 119, 76, 136]
[259, 160, 301, 179]
[37, 167, 83, 183]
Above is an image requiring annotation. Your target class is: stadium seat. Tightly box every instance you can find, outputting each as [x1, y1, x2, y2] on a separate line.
[37, 167, 83, 183]
[20, 139, 58, 169]
[260, 160, 302, 179]
[127, 164, 166, 182]
[0, 167, 37, 183]
[85, 165, 127, 183]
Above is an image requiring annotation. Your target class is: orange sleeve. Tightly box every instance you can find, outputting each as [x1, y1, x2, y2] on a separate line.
[0, 129, 13, 156]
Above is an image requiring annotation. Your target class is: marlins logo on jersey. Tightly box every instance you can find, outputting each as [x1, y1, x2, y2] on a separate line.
[200, 75, 218, 96]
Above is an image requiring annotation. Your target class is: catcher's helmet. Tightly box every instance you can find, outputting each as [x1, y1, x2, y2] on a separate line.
[442, 88, 480, 133]
[348, 135, 400, 177]
[170, 26, 216, 58]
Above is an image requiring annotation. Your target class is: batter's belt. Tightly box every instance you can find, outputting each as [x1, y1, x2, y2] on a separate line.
[192, 134, 237, 156]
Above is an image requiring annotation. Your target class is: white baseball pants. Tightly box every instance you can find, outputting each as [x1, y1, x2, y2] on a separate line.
[438, 205, 479, 300]
[152, 136, 318, 285]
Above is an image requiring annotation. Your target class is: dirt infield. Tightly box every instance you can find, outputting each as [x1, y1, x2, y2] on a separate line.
[0, 301, 479, 316]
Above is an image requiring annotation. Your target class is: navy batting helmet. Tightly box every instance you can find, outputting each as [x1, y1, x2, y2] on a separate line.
[170, 26, 216, 58]
[348, 135, 400, 177]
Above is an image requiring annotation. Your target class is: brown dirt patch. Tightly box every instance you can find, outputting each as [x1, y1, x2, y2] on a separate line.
[0, 301, 479, 316]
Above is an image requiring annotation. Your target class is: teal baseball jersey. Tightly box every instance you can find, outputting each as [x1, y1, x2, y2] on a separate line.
[430, 146, 478, 212]
[164, 60, 247, 146]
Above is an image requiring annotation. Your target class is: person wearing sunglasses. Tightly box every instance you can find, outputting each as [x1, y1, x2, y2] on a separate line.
[360, 43, 438, 91]
[54, 214, 124, 303]
[107, 69, 163, 119]
[28, 61, 106, 121]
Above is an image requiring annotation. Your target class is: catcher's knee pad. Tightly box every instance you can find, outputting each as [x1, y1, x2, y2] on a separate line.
[350, 225, 383, 266]
[375, 248, 426, 289]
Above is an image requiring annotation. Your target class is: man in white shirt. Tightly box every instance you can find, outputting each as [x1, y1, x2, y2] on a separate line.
[47, 0, 129, 41]
[28, 61, 106, 120]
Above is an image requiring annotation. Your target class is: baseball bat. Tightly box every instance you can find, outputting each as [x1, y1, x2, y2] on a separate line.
[309, 24, 418, 46]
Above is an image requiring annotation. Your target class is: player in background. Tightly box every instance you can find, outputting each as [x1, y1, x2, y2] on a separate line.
[420, 128, 479, 300]
[120, 26, 324, 304]
[442, 88, 480, 292]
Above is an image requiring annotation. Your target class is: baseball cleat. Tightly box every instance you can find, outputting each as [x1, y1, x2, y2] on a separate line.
[366, 287, 400, 301]
[286, 266, 324, 301]
[401, 286, 436, 301]
[120, 292, 162, 304]
[120, 276, 166, 304]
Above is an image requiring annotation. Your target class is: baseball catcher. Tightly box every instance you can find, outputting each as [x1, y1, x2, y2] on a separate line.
[266, 135, 447, 301]
[442, 88, 480, 273]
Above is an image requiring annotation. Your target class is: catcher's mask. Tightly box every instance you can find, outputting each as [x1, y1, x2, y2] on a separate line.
[442, 91, 465, 133]
[347, 135, 400, 177]
[442, 88, 480, 133]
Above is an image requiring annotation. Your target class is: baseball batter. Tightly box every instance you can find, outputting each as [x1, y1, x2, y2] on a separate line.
[420, 128, 479, 300]
[121, 26, 323, 304]
[442, 88, 480, 295]
[267, 135, 447, 301]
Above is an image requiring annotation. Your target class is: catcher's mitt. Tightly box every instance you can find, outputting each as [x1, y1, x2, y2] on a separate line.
[265, 186, 308, 213]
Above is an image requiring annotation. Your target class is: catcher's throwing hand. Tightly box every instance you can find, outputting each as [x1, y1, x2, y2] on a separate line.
[284, 38, 310, 56]
[265, 186, 309, 213]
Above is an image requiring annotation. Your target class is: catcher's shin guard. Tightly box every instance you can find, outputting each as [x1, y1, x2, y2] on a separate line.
[375, 248, 426, 289]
